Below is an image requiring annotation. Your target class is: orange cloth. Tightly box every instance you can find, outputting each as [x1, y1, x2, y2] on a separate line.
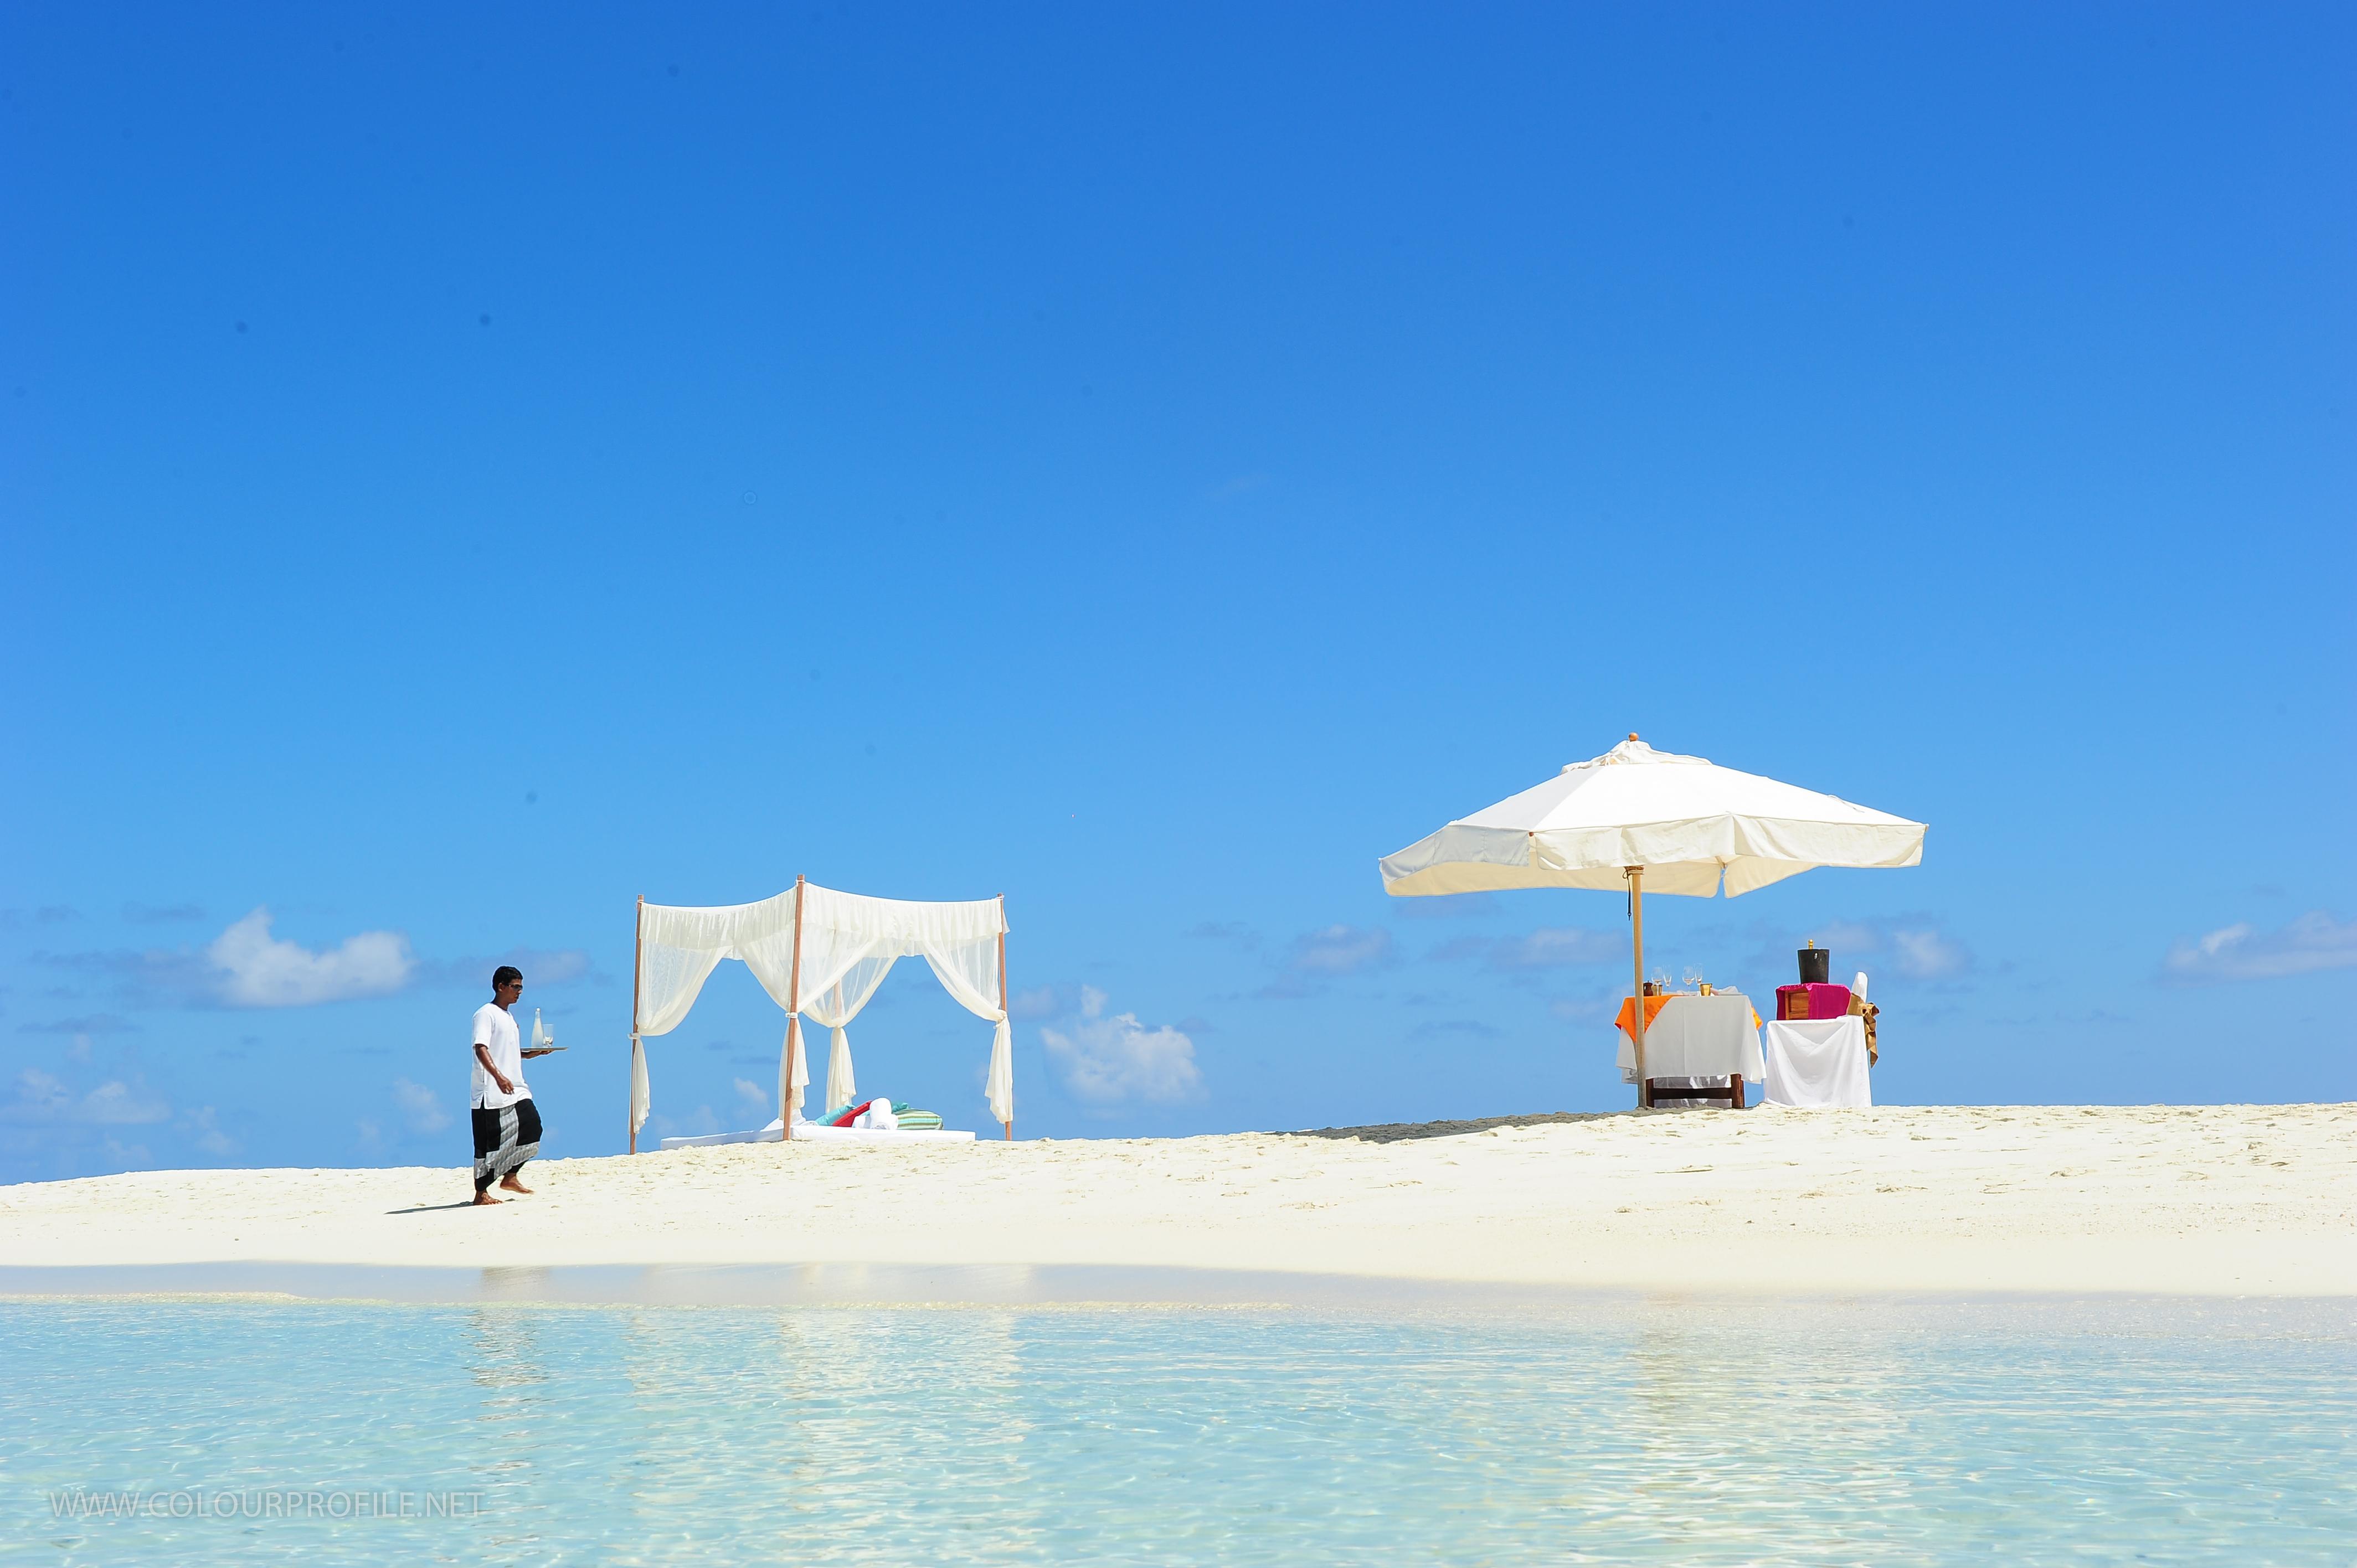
[1615, 993, 1762, 1042]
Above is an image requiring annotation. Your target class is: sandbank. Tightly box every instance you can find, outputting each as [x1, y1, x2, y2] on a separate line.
[3, 1103, 2350, 1298]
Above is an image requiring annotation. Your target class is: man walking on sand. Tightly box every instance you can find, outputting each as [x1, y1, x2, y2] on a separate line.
[471, 966, 555, 1205]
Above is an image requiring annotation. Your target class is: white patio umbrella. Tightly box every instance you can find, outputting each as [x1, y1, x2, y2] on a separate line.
[1379, 735, 1925, 1103]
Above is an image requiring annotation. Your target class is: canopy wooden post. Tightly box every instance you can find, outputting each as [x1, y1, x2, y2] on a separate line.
[783, 875, 806, 1142]
[1628, 865, 1649, 1109]
[997, 897, 1011, 1141]
[629, 894, 644, 1154]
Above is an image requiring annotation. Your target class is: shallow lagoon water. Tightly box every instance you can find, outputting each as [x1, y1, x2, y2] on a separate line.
[3, 1268, 2351, 1565]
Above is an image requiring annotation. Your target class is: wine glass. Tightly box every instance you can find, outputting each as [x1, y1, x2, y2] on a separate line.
[1681, 965, 1704, 994]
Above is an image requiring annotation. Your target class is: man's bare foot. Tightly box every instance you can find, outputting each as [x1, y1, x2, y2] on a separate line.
[499, 1175, 532, 1195]
[472, 1190, 501, 1205]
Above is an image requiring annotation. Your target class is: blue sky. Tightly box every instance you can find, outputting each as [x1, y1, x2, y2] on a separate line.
[3, 3, 2350, 1181]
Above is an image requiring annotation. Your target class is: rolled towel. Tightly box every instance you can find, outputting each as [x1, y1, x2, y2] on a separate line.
[1852, 971, 1870, 1004]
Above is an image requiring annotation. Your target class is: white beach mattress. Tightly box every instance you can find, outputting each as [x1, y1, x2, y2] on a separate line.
[657, 1121, 976, 1151]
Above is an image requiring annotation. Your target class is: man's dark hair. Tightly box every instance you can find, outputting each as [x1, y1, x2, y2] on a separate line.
[492, 965, 523, 991]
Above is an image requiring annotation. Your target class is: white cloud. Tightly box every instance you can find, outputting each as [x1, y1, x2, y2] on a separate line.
[424, 947, 592, 990]
[209, 907, 415, 1008]
[1425, 927, 1622, 971]
[1008, 983, 1075, 1022]
[1288, 926, 1394, 975]
[123, 902, 207, 925]
[0, 906, 77, 930]
[182, 1105, 238, 1157]
[1410, 1018, 1501, 1041]
[1041, 986, 1203, 1106]
[10, 1067, 70, 1120]
[2, 1067, 168, 1126]
[392, 1077, 450, 1134]
[1887, 927, 1971, 981]
[733, 1077, 770, 1118]
[1393, 891, 1501, 921]
[1548, 994, 1618, 1025]
[16, 1013, 139, 1036]
[1488, 927, 1622, 971]
[2162, 911, 2357, 985]
[1805, 920, 1886, 957]
[648, 1105, 721, 1138]
[1803, 917, 1973, 982]
[81, 1079, 170, 1125]
[1258, 925, 1399, 998]
[28, 945, 209, 1007]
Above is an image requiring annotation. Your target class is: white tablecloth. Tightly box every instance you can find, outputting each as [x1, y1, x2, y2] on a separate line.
[1762, 1016, 1871, 1107]
[1615, 993, 1766, 1082]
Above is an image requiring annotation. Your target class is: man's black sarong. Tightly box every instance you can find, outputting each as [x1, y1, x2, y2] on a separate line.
[472, 1097, 542, 1192]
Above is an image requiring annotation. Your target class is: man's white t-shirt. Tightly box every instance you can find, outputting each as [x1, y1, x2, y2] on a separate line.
[471, 1003, 528, 1110]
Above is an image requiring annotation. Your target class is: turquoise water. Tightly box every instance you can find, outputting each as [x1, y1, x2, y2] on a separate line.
[2, 1283, 2351, 1565]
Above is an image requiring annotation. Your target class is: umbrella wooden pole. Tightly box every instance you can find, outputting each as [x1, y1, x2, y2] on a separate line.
[629, 894, 644, 1154]
[1629, 866, 1648, 1108]
[997, 905, 1011, 1141]
[783, 874, 805, 1142]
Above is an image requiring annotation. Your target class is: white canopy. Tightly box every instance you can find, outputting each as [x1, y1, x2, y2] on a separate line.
[628, 879, 1011, 1145]
[1380, 737, 1924, 899]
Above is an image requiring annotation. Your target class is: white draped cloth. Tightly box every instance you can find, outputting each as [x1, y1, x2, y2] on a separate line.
[1762, 1017, 1872, 1108]
[630, 884, 1011, 1136]
[1613, 994, 1766, 1081]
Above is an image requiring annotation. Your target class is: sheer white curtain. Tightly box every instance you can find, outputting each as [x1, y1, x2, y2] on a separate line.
[800, 886, 1010, 1128]
[631, 884, 1011, 1138]
[800, 956, 900, 1115]
[636, 891, 806, 1133]
[825, 1007, 853, 1112]
[779, 1018, 807, 1121]
[637, 893, 799, 1034]
[786, 891, 901, 1122]
[922, 935, 1012, 1127]
[637, 939, 725, 1039]
[630, 1036, 651, 1136]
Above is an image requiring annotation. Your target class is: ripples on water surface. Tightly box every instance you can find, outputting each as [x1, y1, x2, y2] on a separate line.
[2, 1286, 2350, 1565]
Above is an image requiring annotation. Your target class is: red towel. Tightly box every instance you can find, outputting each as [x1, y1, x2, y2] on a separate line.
[1776, 983, 1853, 1022]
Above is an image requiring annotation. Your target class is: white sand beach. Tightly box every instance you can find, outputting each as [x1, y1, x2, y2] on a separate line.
[4, 1103, 2351, 1297]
